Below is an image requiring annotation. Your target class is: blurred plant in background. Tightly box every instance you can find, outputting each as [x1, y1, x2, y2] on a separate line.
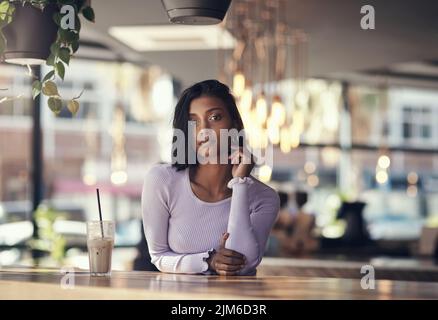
[27, 205, 66, 264]
[318, 190, 349, 239]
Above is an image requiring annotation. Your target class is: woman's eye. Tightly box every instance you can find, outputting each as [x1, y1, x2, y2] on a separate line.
[209, 114, 222, 121]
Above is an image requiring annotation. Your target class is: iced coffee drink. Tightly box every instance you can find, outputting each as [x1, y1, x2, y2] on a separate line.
[86, 221, 115, 276]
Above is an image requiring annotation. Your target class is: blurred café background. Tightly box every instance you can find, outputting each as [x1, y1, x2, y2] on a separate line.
[1, 0, 438, 277]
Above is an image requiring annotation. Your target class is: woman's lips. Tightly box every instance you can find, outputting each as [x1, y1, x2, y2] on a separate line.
[197, 137, 209, 146]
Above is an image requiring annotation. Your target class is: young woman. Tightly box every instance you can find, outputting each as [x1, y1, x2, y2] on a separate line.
[141, 80, 280, 275]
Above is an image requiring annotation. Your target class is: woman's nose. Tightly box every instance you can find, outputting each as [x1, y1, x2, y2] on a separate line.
[197, 128, 211, 144]
[198, 119, 210, 130]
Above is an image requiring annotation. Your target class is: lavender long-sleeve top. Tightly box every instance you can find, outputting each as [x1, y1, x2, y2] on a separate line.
[141, 164, 280, 275]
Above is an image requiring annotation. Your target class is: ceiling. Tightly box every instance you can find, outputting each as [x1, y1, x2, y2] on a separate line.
[81, 0, 438, 88]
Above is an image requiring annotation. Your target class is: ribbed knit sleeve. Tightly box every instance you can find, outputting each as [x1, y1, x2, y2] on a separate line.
[225, 177, 280, 275]
[141, 166, 211, 274]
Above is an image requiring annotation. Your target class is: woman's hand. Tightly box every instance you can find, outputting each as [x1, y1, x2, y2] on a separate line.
[229, 147, 255, 178]
[207, 233, 246, 276]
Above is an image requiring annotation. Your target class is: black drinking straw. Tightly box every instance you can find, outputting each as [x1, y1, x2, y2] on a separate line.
[96, 188, 104, 238]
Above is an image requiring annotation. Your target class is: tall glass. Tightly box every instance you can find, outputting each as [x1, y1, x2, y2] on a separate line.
[86, 221, 115, 277]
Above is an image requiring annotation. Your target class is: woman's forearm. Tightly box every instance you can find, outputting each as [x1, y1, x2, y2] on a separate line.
[149, 247, 212, 274]
[225, 178, 260, 274]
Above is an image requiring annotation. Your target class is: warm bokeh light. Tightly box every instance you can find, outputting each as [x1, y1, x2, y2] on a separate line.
[248, 125, 268, 149]
[271, 96, 286, 126]
[82, 174, 96, 186]
[407, 171, 418, 185]
[267, 117, 280, 144]
[376, 170, 388, 184]
[322, 223, 346, 239]
[321, 147, 340, 167]
[255, 94, 268, 124]
[307, 174, 319, 187]
[290, 125, 301, 148]
[407, 185, 418, 197]
[232, 72, 245, 97]
[239, 88, 253, 112]
[377, 155, 391, 169]
[295, 89, 309, 109]
[307, 79, 327, 95]
[111, 170, 128, 185]
[292, 109, 304, 133]
[280, 126, 291, 153]
[258, 165, 272, 183]
[304, 161, 316, 174]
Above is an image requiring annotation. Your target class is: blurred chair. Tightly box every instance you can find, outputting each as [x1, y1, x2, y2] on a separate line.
[285, 191, 319, 254]
[280, 191, 319, 255]
[418, 227, 438, 257]
[265, 191, 290, 256]
[337, 201, 371, 246]
[132, 223, 159, 272]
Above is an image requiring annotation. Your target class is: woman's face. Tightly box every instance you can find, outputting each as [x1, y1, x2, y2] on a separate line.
[189, 96, 234, 161]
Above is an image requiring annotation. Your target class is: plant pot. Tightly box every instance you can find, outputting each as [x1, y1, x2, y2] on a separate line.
[3, 2, 58, 65]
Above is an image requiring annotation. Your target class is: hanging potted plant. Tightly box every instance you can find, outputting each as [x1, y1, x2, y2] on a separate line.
[0, 0, 95, 115]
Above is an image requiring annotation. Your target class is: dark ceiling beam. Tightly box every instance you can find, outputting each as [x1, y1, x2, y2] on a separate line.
[296, 142, 438, 155]
[361, 69, 438, 83]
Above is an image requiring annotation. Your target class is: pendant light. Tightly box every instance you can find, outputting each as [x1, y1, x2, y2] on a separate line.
[162, 0, 232, 25]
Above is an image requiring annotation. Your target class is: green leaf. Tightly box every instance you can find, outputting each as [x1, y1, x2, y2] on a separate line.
[0, 1, 10, 11]
[0, 1, 15, 24]
[75, 13, 81, 32]
[0, 31, 6, 54]
[7, 3, 15, 23]
[46, 53, 56, 66]
[53, 12, 61, 26]
[42, 81, 59, 96]
[0, 1, 10, 20]
[30, 0, 48, 9]
[71, 40, 79, 53]
[58, 47, 70, 65]
[56, 61, 65, 80]
[81, 6, 95, 22]
[76, 0, 86, 10]
[59, 29, 78, 42]
[48, 97, 63, 115]
[42, 70, 55, 82]
[67, 99, 79, 116]
[50, 42, 60, 55]
[32, 80, 42, 99]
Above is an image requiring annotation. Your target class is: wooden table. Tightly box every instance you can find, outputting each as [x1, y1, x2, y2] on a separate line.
[1, 267, 438, 299]
[258, 257, 438, 282]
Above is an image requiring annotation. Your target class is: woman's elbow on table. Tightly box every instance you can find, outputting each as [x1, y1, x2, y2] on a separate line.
[238, 255, 262, 275]
[237, 245, 263, 275]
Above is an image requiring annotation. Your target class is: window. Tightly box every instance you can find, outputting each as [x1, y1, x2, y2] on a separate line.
[0, 65, 33, 117]
[401, 105, 435, 145]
